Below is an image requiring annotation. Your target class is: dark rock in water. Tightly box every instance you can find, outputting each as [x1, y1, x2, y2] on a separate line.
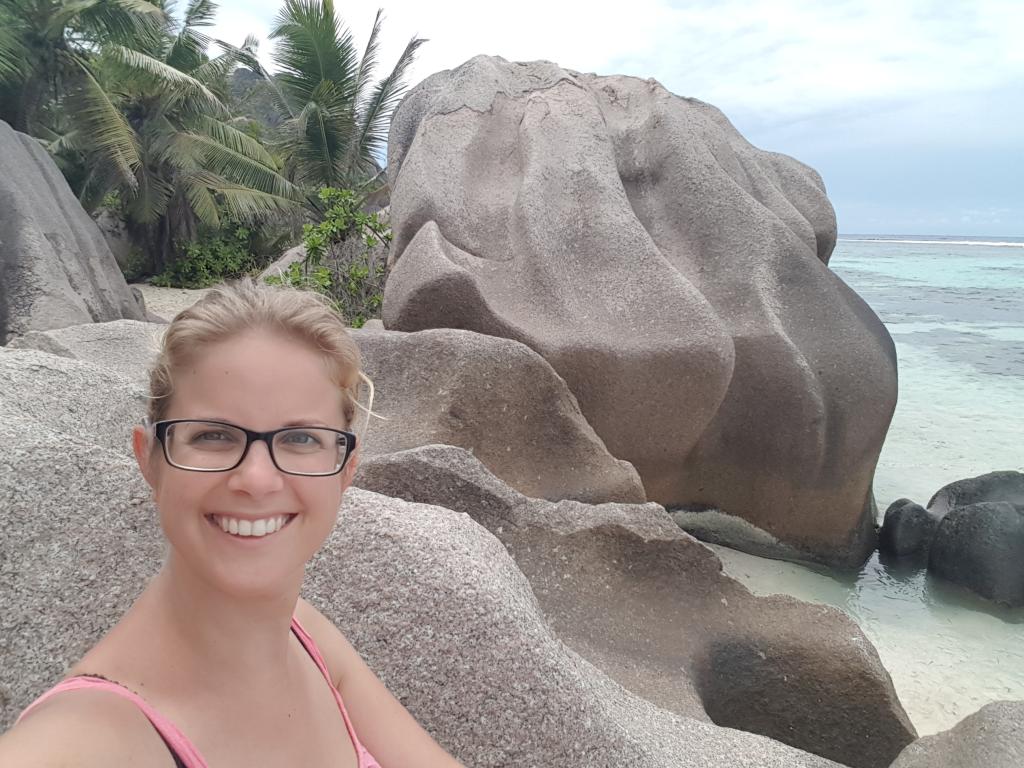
[879, 499, 940, 557]
[928, 501, 1024, 607]
[359, 444, 917, 768]
[889, 700, 1024, 768]
[927, 470, 1024, 517]
[382, 55, 897, 570]
[0, 120, 145, 344]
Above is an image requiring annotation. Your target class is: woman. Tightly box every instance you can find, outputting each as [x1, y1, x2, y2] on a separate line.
[0, 280, 462, 767]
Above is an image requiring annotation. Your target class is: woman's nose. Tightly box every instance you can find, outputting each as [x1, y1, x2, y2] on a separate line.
[227, 440, 285, 495]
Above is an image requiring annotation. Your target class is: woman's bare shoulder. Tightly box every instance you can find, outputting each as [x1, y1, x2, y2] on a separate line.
[294, 597, 353, 686]
[0, 686, 177, 767]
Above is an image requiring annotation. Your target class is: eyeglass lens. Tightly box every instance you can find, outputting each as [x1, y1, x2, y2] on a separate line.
[164, 421, 349, 475]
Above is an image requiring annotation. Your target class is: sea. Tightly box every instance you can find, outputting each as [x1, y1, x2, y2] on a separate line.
[711, 234, 1024, 736]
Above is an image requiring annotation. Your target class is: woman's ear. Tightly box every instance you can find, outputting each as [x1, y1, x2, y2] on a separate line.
[132, 424, 157, 489]
[339, 449, 359, 491]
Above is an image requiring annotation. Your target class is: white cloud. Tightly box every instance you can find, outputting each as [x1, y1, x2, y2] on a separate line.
[208, 0, 1024, 127]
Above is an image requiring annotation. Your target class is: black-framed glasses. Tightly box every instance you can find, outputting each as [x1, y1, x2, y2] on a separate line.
[151, 419, 357, 477]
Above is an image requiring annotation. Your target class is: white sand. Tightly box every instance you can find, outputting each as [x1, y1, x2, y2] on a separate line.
[133, 283, 211, 320]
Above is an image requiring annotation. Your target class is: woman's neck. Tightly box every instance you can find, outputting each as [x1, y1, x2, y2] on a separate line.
[136, 554, 306, 694]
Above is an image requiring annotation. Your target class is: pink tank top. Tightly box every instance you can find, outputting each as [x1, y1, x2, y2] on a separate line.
[17, 618, 382, 768]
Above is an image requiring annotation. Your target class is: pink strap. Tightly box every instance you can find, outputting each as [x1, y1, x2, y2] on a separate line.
[16, 618, 379, 768]
[17, 676, 208, 767]
[290, 618, 380, 767]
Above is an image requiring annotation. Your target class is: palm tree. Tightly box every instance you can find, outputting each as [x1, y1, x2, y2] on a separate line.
[2, 0, 302, 273]
[0, 0, 165, 134]
[242, 0, 424, 191]
[77, 1, 302, 270]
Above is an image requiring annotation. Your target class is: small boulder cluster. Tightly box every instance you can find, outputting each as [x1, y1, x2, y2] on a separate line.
[879, 471, 1024, 608]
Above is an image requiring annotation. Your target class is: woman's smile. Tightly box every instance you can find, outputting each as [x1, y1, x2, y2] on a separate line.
[206, 513, 298, 539]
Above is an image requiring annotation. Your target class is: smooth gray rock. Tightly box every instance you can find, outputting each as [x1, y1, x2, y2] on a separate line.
[7, 319, 164, 386]
[353, 326, 646, 503]
[889, 701, 1024, 768]
[927, 501, 1024, 607]
[383, 56, 896, 569]
[928, 471, 1024, 517]
[879, 499, 940, 558]
[0, 120, 145, 344]
[357, 444, 917, 768]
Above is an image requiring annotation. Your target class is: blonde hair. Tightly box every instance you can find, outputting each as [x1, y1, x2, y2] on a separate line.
[147, 279, 363, 427]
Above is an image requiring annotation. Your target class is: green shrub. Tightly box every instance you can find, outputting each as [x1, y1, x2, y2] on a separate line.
[266, 187, 390, 328]
[152, 226, 260, 289]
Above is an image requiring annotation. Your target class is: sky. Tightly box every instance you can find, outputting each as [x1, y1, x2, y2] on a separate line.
[208, 0, 1024, 236]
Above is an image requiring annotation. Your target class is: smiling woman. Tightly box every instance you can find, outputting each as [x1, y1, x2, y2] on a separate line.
[0, 279, 463, 768]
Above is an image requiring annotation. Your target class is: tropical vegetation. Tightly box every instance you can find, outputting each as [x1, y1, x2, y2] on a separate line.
[0, 0, 421, 323]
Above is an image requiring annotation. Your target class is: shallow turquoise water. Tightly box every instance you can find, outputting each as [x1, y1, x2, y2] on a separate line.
[714, 235, 1024, 736]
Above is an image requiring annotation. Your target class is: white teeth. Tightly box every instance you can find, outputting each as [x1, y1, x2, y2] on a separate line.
[213, 515, 289, 538]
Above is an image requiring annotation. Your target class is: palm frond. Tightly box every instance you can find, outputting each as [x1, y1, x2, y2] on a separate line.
[171, 132, 299, 199]
[185, 167, 300, 221]
[347, 33, 424, 175]
[193, 115, 275, 165]
[351, 8, 382, 109]
[71, 0, 168, 48]
[106, 44, 227, 116]
[125, 162, 175, 222]
[0, 20, 28, 81]
[182, 171, 221, 227]
[66, 52, 141, 189]
[271, 0, 358, 108]
[182, 0, 216, 28]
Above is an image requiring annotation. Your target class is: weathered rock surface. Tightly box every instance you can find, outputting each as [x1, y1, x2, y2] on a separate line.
[1, 359, 846, 767]
[927, 501, 1024, 607]
[352, 326, 645, 503]
[5, 319, 644, 504]
[927, 471, 1024, 517]
[889, 701, 1024, 768]
[879, 499, 939, 558]
[382, 56, 897, 569]
[357, 444, 917, 768]
[8, 319, 163, 386]
[0, 348, 145, 457]
[93, 209, 139, 274]
[0, 120, 145, 344]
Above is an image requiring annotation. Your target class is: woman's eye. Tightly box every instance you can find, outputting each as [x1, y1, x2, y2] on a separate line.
[194, 430, 234, 443]
[283, 431, 323, 447]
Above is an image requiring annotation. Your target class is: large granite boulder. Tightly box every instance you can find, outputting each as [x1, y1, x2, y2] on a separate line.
[0, 120, 145, 345]
[890, 701, 1024, 768]
[927, 501, 1024, 607]
[351, 326, 645, 503]
[7, 319, 644, 504]
[382, 56, 897, 569]
[357, 444, 917, 768]
[927, 471, 1024, 517]
[1, 351, 845, 767]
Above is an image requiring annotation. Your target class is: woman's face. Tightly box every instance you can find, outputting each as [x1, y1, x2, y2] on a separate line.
[133, 329, 357, 599]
